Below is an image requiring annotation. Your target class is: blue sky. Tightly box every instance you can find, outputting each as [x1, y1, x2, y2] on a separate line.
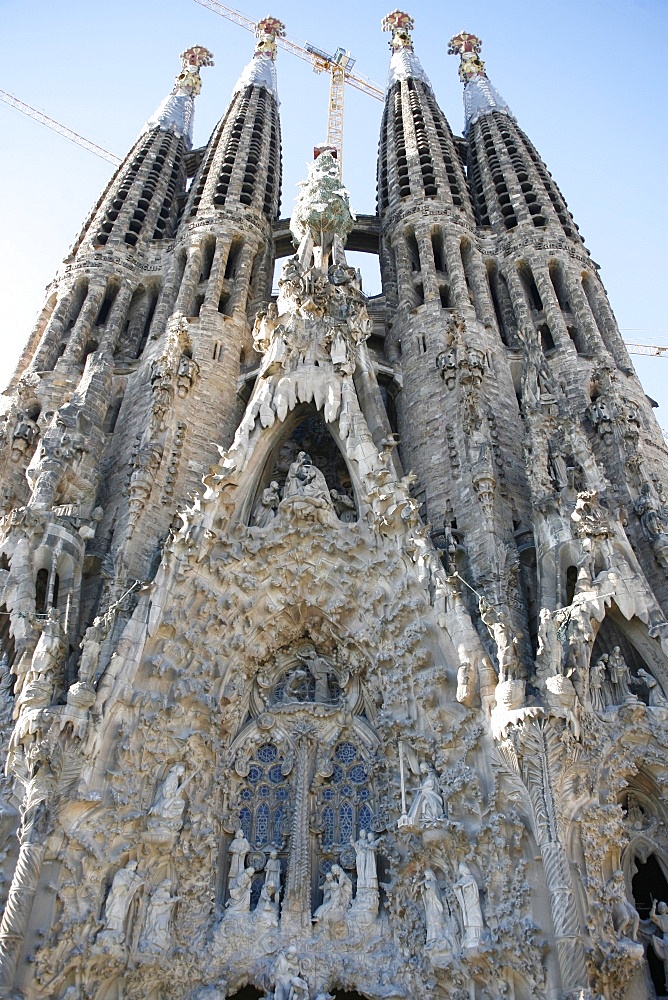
[1, 1, 667, 417]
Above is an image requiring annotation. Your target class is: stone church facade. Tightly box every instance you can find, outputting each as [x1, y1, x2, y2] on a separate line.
[0, 9, 667, 1000]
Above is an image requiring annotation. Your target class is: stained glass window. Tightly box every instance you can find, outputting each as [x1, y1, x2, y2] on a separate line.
[234, 742, 290, 848]
[317, 741, 374, 852]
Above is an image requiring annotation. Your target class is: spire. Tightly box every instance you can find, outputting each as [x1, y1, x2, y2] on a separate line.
[382, 10, 430, 89]
[232, 16, 285, 100]
[143, 45, 214, 149]
[448, 31, 512, 132]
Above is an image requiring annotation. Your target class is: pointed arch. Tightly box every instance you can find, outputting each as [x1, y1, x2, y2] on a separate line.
[231, 403, 364, 526]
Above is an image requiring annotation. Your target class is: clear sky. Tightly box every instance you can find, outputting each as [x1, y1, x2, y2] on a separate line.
[1, 1, 667, 417]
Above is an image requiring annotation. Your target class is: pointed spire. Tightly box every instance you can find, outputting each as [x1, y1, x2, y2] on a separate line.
[143, 46, 214, 149]
[382, 10, 431, 90]
[448, 32, 512, 132]
[232, 16, 285, 100]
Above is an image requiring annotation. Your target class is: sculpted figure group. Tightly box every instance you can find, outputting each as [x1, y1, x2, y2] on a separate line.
[251, 454, 356, 526]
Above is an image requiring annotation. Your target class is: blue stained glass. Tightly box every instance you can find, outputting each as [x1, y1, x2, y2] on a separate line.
[322, 788, 335, 801]
[241, 788, 252, 800]
[332, 764, 344, 784]
[256, 802, 269, 844]
[349, 764, 367, 784]
[359, 804, 373, 832]
[257, 743, 278, 763]
[276, 787, 289, 800]
[274, 807, 284, 842]
[340, 802, 354, 842]
[240, 807, 252, 837]
[259, 784, 270, 798]
[335, 742, 357, 764]
[268, 765, 284, 784]
[322, 806, 334, 846]
[341, 784, 352, 796]
[358, 787, 370, 800]
[248, 764, 263, 785]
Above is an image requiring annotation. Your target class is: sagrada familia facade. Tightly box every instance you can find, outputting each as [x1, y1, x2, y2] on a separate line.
[1, 9, 668, 999]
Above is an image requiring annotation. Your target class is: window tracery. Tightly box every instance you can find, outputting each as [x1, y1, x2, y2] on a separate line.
[235, 741, 291, 849]
[317, 740, 374, 852]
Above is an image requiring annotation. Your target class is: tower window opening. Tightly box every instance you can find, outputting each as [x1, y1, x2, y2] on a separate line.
[225, 242, 242, 281]
[539, 323, 556, 353]
[431, 232, 445, 273]
[518, 264, 543, 313]
[405, 231, 421, 273]
[199, 237, 216, 282]
[35, 568, 48, 615]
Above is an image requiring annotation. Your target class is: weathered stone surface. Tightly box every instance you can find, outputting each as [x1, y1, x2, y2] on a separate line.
[0, 13, 666, 1000]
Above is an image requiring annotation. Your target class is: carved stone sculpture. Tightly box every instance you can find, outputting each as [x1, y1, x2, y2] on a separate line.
[271, 946, 310, 1000]
[283, 453, 331, 507]
[607, 870, 639, 940]
[650, 900, 668, 984]
[453, 861, 485, 950]
[227, 829, 251, 886]
[634, 481, 668, 571]
[225, 866, 255, 913]
[251, 481, 281, 527]
[138, 879, 179, 954]
[101, 861, 143, 945]
[607, 647, 637, 705]
[420, 868, 455, 951]
[147, 763, 187, 837]
[407, 763, 444, 824]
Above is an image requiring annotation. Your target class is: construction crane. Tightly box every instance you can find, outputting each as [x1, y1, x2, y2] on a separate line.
[0, 90, 121, 166]
[624, 344, 668, 358]
[191, 0, 383, 169]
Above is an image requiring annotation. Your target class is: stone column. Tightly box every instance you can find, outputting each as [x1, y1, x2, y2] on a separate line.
[283, 738, 312, 930]
[444, 234, 475, 318]
[59, 284, 106, 366]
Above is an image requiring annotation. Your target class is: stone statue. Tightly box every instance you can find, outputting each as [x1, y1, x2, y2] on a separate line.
[283, 452, 331, 506]
[313, 864, 352, 924]
[29, 608, 65, 680]
[420, 868, 451, 947]
[453, 861, 485, 949]
[251, 481, 280, 527]
[11, 411, 39, 460]
[264, 848, 282, 898]
[607, 870, 639, 940]
[408, 763, 444, 824]
[102, 860, 143, 943]
[456, 661, 475, 707]
[228, 829, 251, 885]
[330, 489, 356, 522]
[633, 483, 668, 569]
[225, 866, 255, 913]
[138, 879, 180, 953]
[350, 828, 380, 890]
[271, 946, 310, 1000]
[299, 646, 330, 702]
[633, 667, 668, 708]
[78, 615, 108, 685]
[148, 764, 187, 832]
[589, 655, 608, 713]
[650, 899, 668, 983]
[479, 598, 521, 681]
[607, 646, 637, 705]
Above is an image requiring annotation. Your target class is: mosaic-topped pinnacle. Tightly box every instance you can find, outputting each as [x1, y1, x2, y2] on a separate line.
[232, 16, 284, 99]
[448, 32, 485, 83]
[254, 16, 286, 60]
[142, 46, 213, 149]
[381, 10, 415, 50]
[382, 10, 430, 91]
[448, 31, 513, 132]
[174, 46, 215, 97]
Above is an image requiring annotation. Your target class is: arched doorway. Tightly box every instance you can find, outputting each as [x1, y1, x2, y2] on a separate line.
[228, 988, 263, 1000]
[632, 853, 668, 996]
